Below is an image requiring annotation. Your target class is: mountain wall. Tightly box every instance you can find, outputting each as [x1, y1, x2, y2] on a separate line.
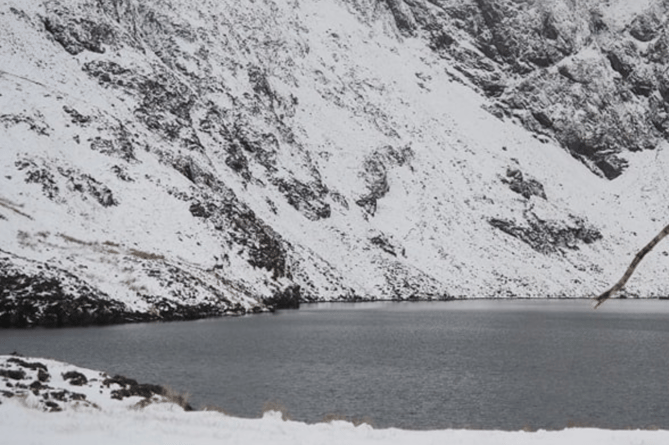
[3, 0, 669, 326]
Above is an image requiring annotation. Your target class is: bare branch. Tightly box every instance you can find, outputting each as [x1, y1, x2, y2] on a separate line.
[594, 223, 669, 308]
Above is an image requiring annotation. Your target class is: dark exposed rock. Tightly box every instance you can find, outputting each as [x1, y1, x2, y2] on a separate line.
[188, 194, 290, 281]
[104, 374, 164, 399]
[102, 373, 192, 410]
[385, 0, 664, 179]
[60, 168, 119, 207]
[384, 0, 417, 36]
[62, 371, 88, 386]
[89, 125, 137, 163]
[83, 59, 202, 151]
[428, 30, 454, 51]
[489, 214, 602, 255]
[370, 234, 404, 257]
[44, 400, 61, 412]
[503, 169, 547, 200]
[140, 295, 228, 321]
[15, 159, 59, 200]
[62, 106, 92, 125]
[0, 250, 145, 328]
[233, 127, 279, 172]
[356, 145, 414, 217]
[240, 216, 288, 280]
[606, 42, 638, 78]
[49, 390, 67, 401]
[172, 156, 216, 187]
[224, 145, 251, 179]
[82, 60, 131, 83]
[264, 285, 301, 310]
[30, 380, 48, 394]
[0, 113, 51, 136]
[248, 65, 274, 101]
[7, 358, 48, 372]
[0, 369, 26, 380]
[38, 369, 50, 382]
[15, 158, 120, 205]
[629, 13, 661, 42]
[111, 164, 134, 182]
[43, 12, 115, 55]
[273, 178, 331, 221]
[189, 202, 210, 218]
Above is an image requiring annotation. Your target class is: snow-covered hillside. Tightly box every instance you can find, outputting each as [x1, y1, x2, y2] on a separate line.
[3, 0, 669, 326]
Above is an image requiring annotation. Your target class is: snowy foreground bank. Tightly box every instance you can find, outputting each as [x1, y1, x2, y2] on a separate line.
[2, 356, 669, 445]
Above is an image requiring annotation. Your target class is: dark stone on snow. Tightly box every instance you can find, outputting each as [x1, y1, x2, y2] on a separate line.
[44, 400, 61, 412]
[7, 358, 48, 372]
[370, 235, 399, 257]
[504, 169, 547, 200]
[0, 369, 26, 380]
[273, 178, 331, 221]
[62, 371, 88, 386]
[103, 374, 191, 408]
[489, 215, 602, 254]
[38, 369, 50, 382]
[62, 106, 91, 125]
[30, 380, 48, 394]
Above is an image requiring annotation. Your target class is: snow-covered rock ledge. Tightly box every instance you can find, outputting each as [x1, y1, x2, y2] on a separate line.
[0, 354, 192, 413]
[2, 355, 669, 445]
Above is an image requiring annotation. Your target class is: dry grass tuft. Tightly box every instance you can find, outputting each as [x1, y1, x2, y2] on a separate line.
[321, 413, 375, 427]
[262, 400, 292, 421]
[162, 386, 193, 411]
[0, 196, 32, 219]
[128, 248, 165, 261]
[58, 233, 94, 246]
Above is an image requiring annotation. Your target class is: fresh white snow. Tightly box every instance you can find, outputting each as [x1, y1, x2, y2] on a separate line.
[3, 400, 669, 445]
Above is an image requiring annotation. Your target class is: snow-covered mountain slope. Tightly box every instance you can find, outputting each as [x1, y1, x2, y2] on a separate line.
[3, 0, 669, 326]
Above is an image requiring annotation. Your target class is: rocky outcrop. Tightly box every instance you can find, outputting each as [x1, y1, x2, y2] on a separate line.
[263, 284, 301, 310]
[0, 250, 253, 328]
[0, 355, 192, 412]
[0, 251, 137, 328]
[385, 0, 669, 179]
[356, 145, 414, 217]
[489, 214, 602, 255]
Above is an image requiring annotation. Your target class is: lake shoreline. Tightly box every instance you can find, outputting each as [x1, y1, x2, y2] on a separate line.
[4, 294, 669, 329]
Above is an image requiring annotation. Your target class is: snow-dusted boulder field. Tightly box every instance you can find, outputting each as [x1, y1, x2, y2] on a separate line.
[0, 354, 191, 412]
[3, 0, 669, 326]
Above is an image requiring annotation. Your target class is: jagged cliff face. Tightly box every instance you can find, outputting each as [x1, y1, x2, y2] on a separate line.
[385, 0, 669, 178]
[3, 0, 669, 326]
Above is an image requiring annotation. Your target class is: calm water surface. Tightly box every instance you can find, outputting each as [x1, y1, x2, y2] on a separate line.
[2, 299, 669, 430]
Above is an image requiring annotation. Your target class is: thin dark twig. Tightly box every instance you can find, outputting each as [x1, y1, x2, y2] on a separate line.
[594, 223, 669, 308]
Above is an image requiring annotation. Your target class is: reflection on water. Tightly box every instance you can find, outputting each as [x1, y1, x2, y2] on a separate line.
[2, 299, 669, 430]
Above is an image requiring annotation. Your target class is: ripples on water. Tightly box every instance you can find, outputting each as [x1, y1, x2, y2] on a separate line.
[3, 299, 669, 430]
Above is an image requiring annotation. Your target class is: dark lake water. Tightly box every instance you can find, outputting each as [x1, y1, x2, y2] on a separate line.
[2, 299, 669, 430]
